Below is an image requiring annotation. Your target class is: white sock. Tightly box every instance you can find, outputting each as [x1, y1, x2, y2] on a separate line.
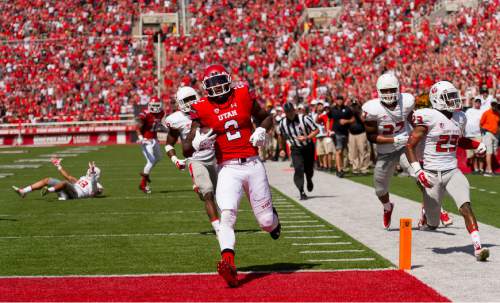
[48, 187, 56, 192]
[22, 186, 32, 193]
[211, 219, 220, 237]
[470, 230, 482, 250]
[383, 202, 392, 211]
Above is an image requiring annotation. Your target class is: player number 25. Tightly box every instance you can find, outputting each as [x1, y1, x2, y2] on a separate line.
[224, 119, 241, 141]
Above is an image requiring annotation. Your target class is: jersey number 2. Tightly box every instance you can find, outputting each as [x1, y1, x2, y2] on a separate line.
[436, 135, 459, 152]
[224, 120, 241, 141]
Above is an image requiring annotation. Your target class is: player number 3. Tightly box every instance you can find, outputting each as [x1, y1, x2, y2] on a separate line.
[224, 119, 241, 141]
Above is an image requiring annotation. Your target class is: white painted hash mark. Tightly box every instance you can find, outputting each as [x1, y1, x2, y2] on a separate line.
[300, 250, 365, 254]
[307, 258, 375, 262]
[285, 225, 326, 228]
[292, 242, 352, 246]
[286, 236, 340, 239]
[280, 220, 318, 223]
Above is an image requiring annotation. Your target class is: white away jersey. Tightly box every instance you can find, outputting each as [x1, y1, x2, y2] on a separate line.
[74, 175, 98, 198]
[413, 108, 466, 171]
[362, 93, 415, 154]
[163, 111, 214, 161]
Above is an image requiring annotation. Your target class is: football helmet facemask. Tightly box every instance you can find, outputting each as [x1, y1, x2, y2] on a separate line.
[176, 86, 199, 113]
[148, 98, 163, 113]
[376, 73, 400, 106]
[202, 64, 232, 98]
[429, 81, 462, 112]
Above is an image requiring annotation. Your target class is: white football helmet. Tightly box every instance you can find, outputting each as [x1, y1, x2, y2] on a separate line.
[87, 166, 101, 181]
[176, 86, 199, 113]
[376, 73, 400, 105]
[429, 81, 462, 112]
[148, 98, 163, 113]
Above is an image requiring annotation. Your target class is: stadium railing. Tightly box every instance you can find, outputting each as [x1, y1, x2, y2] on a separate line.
[0, 120, 137, 146]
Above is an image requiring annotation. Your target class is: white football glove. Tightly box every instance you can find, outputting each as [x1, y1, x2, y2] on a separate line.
[171, 156, 186, 170]
[137, 135, 145, 144]
[249, 127, 267, 147]
[411, 162, 434, 188]
[393, 133, 409, 148]
[475, 142, 486, 154]
[192, 128, 216, 151]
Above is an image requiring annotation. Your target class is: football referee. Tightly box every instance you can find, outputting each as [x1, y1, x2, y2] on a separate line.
[278, 102, 319, 200]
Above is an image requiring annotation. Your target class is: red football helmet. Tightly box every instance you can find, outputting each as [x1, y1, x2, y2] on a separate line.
[202, 64, 232, 97]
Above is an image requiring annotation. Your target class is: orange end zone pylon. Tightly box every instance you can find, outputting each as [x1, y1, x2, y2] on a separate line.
[399, 218, 412, 270]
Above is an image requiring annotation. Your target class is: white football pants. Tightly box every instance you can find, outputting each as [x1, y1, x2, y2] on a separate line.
[141, 139, 162, 175]
[216, 158, 279, 252]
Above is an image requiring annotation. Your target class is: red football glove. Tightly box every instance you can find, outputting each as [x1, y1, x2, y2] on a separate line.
[416, 169, 434, 188]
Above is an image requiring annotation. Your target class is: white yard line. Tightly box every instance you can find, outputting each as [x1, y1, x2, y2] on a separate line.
[284, 225, 326, 228]
[284, 230, 334, 233]
[0, 268, 396, 279]
[292, 242, 352, 246]
[281, 220, 318, 223]
[300, 250, 365, 254]
[285, 236, 340, 239]
[307, 258, 375, 262]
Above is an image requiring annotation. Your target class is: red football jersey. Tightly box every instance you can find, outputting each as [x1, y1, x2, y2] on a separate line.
[191, 84, 257, 163]
[138, 110, 165, 139]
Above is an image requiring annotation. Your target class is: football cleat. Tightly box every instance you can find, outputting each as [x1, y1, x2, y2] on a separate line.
[383, 202, 394, 230]
[270, 207, 281, 240]
[217, 259, 238, 287]
[418, 207, 426, 228]
[41, 187, 49, 197]
[139, 184, 151, 194]
[475, 248, 490, 262]
[300, 192, 308, 200]
[419, 224, 438, 231]
[440, 210, 453, 227]
[12, 186, 25, 198]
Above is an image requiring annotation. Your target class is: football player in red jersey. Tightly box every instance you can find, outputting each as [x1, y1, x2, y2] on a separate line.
[136, 98, 165, 194]
[184, 64, 281, 287]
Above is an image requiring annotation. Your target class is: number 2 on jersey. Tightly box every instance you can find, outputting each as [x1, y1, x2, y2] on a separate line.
[382, 121, 405, 135]
[436, 135, 459, 152]
[224, 119, 241, 141]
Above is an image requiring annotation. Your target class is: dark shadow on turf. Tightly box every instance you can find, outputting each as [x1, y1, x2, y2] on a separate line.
[430, 243, 496, 256]
[387, 226, 458, 235]
[0, 218, 18, 222]
[199, 229, 261, 236]
[237, 262, 319, 287]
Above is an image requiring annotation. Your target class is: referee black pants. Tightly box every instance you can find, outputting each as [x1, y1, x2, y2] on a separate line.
[291, 143, 315, 192]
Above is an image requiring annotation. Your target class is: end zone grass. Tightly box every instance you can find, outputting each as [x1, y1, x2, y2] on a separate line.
[0, 145, 392, 276]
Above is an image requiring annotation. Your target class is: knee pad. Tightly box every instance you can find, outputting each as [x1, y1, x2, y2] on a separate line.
[220, 209, 237, 229]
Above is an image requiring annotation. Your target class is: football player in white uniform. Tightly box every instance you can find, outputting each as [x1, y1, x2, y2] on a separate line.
[163, 86, 220, 235]
[363, 73, 452, 229]
[13, 158, 103, 200]
[406, 81, 489, 261]
[362, 73, 417, 229]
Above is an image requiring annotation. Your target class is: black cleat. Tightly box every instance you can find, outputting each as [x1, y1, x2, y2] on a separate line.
[300, 192, 308, 200]
[270, 207, 281, 240]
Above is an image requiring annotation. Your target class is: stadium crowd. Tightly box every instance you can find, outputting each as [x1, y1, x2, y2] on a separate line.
[0, 0, 498, 133]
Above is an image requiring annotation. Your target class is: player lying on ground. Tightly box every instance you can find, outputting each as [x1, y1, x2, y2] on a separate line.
[184, 64, 281, 288]
[163, 86, 220, 236]
[13, 158, 103, 200]
[136, 98, 165, 194]
[406, 80, 489, 262]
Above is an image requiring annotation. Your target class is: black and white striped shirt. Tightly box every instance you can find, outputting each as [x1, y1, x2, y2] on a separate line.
[279, 114, 318, 148]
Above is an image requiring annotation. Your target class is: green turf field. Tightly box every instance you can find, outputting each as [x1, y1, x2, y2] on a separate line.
[0, 145, 392, 276]
[343, 171, 500, 228]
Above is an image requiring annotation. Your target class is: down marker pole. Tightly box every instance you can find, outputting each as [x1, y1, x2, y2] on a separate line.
[399, 218, 412, 270]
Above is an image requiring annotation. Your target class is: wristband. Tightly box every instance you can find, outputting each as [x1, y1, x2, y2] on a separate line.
[410, 161, 422, 173]
[57, 165, 62, 171]
[138, 135, 144, 141]
[165, 144, 175, 153]
[171, 156, 179, 164]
